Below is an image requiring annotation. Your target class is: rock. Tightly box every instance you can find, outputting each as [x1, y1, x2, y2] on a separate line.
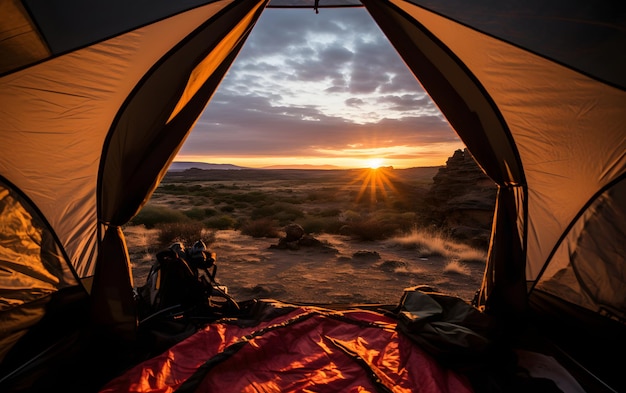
[379, 260, 407, 272]
[450, 226, 491, 249]
[284, 223, 305, 242]
[270, 237, 300, 250]
[297, 235, 323, 247]
[423, 148, 496, 247]
[270, 233, 338, 253]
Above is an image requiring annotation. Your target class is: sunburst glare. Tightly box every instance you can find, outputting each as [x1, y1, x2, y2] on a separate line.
[366, 158, 384, 169]
[352, 166, 398, 205]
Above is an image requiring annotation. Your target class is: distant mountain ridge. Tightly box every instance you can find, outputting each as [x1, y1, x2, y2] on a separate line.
[171, 162, 359, 171]
[169, 161, 247, 171]
[261, 164, 343, 170]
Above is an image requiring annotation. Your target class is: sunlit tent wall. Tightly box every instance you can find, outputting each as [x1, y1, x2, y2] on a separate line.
[0, 0, 624, 391]
[0, 0, 268, 384]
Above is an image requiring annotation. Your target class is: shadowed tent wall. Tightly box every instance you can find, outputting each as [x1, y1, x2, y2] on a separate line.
[0, 0, 625, 391]
[362, 0, 626, 319]
[0, 0, 268, 386]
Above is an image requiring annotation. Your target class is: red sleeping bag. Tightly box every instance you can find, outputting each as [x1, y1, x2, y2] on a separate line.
[99, 303, 473, 393]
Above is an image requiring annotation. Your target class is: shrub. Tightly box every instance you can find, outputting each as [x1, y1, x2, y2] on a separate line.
[230, 191, 268, 203]
[155, 221, 215, 247]
[204, 215, 237, 230]
[340, 210, 362, 222]
[240, 218, 280, 238]
[306, 190, 337, 201]
[130, 205, 190, 229]
[299, 217, 343, 234]
[233, 201, 249, 209]
[250, 202, 304, 223]
[370, 211, 416, 234]
[183, 207, 206, 220]
[349, 219, 399, 241]
[204, 208, 218, 217]
[220, 205, 235, 213]
[274, 210, 305, 225]
[317, 207, 342, 217]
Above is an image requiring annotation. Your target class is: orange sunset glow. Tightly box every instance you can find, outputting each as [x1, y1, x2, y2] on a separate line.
[352, 166, 398, 204]
[176, 8, 465, 170]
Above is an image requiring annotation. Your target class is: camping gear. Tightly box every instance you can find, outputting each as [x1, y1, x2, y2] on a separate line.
[136, 242, 238, 321]
[0, 0, 624, 392]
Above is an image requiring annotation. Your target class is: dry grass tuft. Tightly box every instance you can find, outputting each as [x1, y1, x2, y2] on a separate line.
[443, 260, 470, 275]
[155, 221, 216, 247]
[388, 228, 487, 263]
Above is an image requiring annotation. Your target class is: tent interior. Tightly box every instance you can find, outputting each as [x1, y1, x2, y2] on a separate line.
[0, 0, 624, 392]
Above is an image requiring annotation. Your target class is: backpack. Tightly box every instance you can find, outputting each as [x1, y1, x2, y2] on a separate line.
[137, 248, 207, 319]
[136, 243, 239, 323]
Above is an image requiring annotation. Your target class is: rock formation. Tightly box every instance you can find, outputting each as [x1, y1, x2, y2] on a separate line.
[423, 148, 497, 248]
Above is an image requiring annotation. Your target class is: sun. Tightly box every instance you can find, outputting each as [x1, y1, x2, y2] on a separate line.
[366, 158, 384, 169]
[350, 161, 397, 205]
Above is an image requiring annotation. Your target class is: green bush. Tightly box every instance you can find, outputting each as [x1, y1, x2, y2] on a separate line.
[130, 205, 190, 229]
[183, 207, 206, 220]
[204, 215, 237, 230]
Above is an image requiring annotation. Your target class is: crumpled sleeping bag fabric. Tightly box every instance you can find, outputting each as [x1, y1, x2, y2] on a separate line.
[99, 299, 474, 393]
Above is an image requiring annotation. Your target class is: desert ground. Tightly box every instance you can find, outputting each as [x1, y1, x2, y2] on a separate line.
[126, 226, 485, 306]
[125, 165, 490, 307]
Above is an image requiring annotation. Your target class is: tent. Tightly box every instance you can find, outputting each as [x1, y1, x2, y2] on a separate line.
[1, 0, 624, 391]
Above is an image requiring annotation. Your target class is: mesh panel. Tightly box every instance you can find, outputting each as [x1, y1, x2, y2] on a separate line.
[268, 0, 362, 8]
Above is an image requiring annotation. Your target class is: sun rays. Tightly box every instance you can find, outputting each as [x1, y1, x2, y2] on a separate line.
[352, 166, 398, 205]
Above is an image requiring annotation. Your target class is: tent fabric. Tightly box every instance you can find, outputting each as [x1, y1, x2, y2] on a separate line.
[534, 177, 626, 320]
[362, 0, 626, 318]
[1, 0, 256, 279]
[0, 0, 50, 74]
[93, 0, 267, 341]
[0, 180, 79, 362]
[0, 0, 269, 383]
[401, 0, 626, 90]
[0, 0, 625, 391]
[21, 0, 225, 56]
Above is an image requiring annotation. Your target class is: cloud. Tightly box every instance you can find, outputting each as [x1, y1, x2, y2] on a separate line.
[178, 8, 463, 167]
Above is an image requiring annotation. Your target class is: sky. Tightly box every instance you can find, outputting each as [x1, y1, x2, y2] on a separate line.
[175, 7, 465, 169]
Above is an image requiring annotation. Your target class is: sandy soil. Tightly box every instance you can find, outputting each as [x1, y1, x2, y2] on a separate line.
[126, 226, 484, 306]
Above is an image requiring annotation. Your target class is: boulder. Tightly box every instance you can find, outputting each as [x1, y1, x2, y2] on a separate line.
[284, 223, 305, 242]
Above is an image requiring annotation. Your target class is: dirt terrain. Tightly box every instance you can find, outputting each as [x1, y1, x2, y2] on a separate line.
[126, 226, 485, 306]
[127, 164, 491, 307]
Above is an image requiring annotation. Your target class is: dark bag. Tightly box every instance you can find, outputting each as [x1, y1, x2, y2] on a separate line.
[137, 248, 209, 319]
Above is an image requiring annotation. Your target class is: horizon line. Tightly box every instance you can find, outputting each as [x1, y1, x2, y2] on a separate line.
[170, 161, 444, 171]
